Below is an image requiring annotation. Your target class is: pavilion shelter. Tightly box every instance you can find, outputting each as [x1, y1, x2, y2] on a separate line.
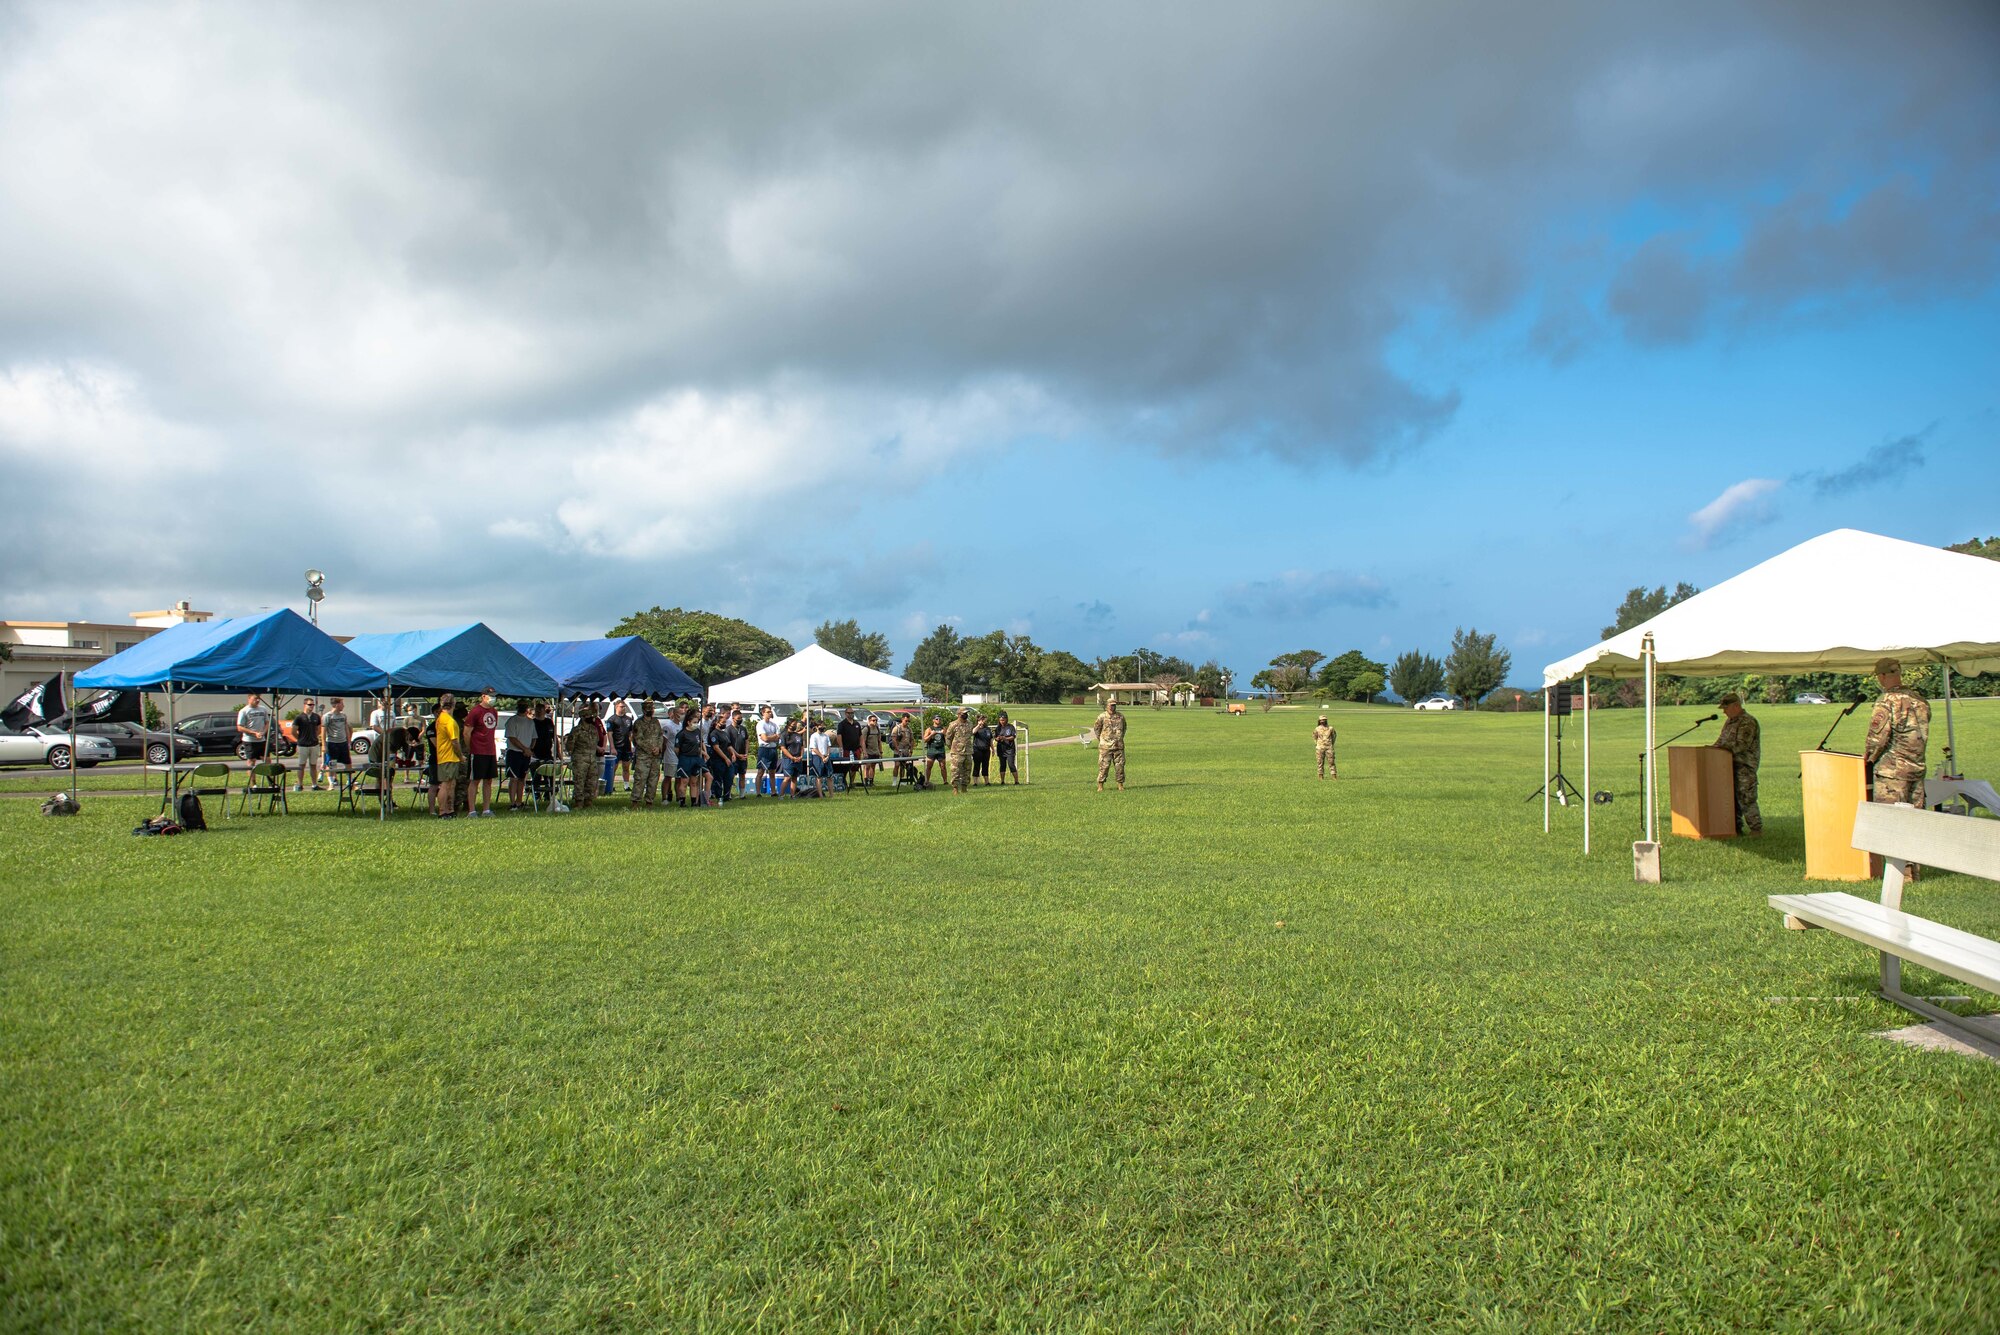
[75, 607, 388, 809]
[1540, 528, 2000, 855]
[708, 643, 921, 712]
[1092, 682, 1165, 707]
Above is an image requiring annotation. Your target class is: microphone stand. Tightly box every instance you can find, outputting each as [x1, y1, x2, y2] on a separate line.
[1815, 698, 1865, 752]
[1638, 715, 1716, 833]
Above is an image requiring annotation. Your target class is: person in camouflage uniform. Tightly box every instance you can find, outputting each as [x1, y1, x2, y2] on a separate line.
[1711, 691, 1762, 836]
[889, 715, 915, 786]
[1865, 657, 1930, 809]
[944, 707, 975, 793]
[631, 701, 664, 807]
[566, 703, 603, 808]
[1313, 716, 1337, 780]
[1093, 698, 1127, 791]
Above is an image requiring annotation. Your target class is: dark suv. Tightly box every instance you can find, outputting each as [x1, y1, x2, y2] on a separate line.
[176, 711, 298, 759]
[64, 720, 199, 765]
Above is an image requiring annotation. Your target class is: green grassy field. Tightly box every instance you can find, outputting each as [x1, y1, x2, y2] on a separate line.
[5, 701, 1998, 1331]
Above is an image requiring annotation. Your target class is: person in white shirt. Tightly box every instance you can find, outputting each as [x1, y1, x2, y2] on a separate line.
[755, 705, 781, 796]
[235, 693, 272, 763]
[807, 719, 833, 796]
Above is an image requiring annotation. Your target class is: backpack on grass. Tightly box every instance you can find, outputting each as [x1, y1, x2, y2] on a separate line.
[177, 793, 208, 831]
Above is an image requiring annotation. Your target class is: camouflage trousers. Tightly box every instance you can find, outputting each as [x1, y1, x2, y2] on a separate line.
[1317, 744, 1337, 777]
[631, 752, 661, 805]
[1732, 763, 1761, 834]
[948, 751, 972, 792]
[1098, 745, 1125, 785]
[1873, 771, 1926, 808]
[571, 757, 600, 807]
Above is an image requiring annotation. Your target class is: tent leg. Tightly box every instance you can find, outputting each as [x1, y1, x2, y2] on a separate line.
[1642, 633, 1657, 850]
[66, 669, 77, 809]
[166, 684, 177, 812]
[1542, 689, 1550, 833]
[1943, 665, 1958, 777]
[1582, 674, 1591, 855]
[380, 686, 391, 822]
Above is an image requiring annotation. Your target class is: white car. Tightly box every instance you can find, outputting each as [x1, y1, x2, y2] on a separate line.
[0, 725, 118, 769]
[1411, 693, 1465, 711]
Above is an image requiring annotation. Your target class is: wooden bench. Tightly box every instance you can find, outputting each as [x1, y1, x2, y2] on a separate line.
[1770, 802, 2000, 1058]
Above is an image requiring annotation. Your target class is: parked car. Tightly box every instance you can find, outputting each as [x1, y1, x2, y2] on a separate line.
[62, 720, 199, 765]
[1411, 693, 1466, 711]
[174, 711, 297, 758]
[0, 725, 117, 769]
[1794, 692, 1832, 705]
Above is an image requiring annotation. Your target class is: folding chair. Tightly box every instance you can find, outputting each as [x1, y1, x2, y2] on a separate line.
[180, 762, 234, 820]
[533, 762, 571, 812]
[239, 762, 290, 816]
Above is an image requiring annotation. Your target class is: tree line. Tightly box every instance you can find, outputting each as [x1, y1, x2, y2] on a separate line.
[1245, 629, 1515, 707]
[607, 607, 1235, 704]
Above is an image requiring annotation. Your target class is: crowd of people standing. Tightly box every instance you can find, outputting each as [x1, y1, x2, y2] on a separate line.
[226, 690, 1034, 817]
[555, 702, 1023, 809]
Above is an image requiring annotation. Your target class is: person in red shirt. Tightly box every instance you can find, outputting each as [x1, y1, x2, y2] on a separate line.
[465, 687, 501, 818]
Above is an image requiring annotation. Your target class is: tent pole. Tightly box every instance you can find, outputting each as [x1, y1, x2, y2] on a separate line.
[166, 683, 178, 812]
[380, 680, 391, 822]
[1643, 633, 1657, 846]
[1582, 674, 1591, 855]
[1542, 687, 1550, 834]
[1943, 663, 1958, 776]
[66, 668, 77, 809]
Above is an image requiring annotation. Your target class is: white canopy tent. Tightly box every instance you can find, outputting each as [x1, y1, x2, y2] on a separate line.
[708, 643, 923, 707]
[1540, 529, 2000, 855]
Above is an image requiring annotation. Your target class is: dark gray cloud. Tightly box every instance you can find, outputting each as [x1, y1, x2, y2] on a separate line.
[1076, 601, 1116, 631]
[1797, 426, 1932, 498]
[0, 1, 1995, 633]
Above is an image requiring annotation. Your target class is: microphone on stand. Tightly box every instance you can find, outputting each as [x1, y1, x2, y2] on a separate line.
[1815, 694, 1868, 752]
[1635, 713, 1719, 834]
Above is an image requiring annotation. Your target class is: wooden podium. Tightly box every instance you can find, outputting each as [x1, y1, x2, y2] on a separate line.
[1669, 746, 1736, 839]
[1801, 750, 1871, 881]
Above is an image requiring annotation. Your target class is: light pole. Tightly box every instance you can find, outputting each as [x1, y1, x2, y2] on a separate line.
[305, 569, 325, 626]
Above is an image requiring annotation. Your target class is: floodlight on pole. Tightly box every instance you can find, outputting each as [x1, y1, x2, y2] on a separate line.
[305, 569, 326, 626]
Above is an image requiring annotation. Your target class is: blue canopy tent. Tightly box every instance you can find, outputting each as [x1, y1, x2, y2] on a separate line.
[510, 637, 701, 701]
[346, 624, 559, 699]
[343, 626, 561, 820]
[76, 607, 389, 812]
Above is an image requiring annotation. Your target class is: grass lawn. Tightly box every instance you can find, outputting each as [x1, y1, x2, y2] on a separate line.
[5, 700, 1999, 1330]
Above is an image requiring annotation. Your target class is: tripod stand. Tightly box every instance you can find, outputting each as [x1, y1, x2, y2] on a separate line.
[1637, 714, 1716, 832]
[1527, 707, 1584, 806]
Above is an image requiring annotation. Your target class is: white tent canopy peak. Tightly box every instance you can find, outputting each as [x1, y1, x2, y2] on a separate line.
[707, 643, 922, 705]
[1543, 528, 2000, 685]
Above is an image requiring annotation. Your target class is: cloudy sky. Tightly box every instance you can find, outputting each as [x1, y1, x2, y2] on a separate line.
[2, 1, 1995, 679]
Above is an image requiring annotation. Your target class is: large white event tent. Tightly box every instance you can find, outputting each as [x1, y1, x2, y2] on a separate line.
[707, 644, 922, 708]
[1540, 529, 2000, 853]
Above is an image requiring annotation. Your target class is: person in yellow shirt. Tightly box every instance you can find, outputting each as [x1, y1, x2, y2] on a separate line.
[433, 691, 464, 818]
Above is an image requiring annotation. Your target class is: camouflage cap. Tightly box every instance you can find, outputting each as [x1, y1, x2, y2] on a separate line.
[1718, 692, 1741, 706]
[1873, 656, 1902, 676]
